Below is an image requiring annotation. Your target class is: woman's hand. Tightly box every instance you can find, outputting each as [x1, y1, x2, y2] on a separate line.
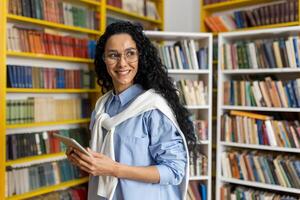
[66, 147, 119, 177]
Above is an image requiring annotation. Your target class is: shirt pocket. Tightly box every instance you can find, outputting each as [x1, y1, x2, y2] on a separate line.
[118, 135, 151, 165]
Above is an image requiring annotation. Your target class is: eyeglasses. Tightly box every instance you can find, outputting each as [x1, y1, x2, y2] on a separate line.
[103, 49, 139, 65]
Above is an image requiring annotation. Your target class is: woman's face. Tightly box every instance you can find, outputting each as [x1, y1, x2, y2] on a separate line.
[104, 33, 139, 94]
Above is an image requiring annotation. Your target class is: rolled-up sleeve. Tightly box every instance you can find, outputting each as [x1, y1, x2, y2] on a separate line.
[147, 110, 187, 185]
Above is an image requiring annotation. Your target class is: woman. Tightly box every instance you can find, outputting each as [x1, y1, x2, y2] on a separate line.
[67, 21, 196, 200]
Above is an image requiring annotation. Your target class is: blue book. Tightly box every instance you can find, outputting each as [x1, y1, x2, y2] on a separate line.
[287, 81, 297, 107]
[7, 65, 16, 88]
[24, 66, 30, 88]
[292, 37, 300, 68]
[256, 120, 264, 145]
[248, 154, 260, 182]
[263, 41, 276, 68]
[293, 160, 300, 178]
[199, 184, 207, 200]
[28, 66, 32, 88]
[292, 80, 300, 107]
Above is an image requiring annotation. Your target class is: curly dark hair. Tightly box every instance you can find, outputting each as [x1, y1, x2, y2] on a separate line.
[94, 21, 196, 150]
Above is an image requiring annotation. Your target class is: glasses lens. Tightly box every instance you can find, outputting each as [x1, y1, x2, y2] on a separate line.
[125, 49, 138, 63]
[103, 49, 139, 64]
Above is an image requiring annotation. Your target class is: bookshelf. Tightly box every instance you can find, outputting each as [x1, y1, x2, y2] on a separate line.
[216, 26, 300, 199]
[1, 0, 165, 199]
[105, 0, 164, 30]
[200, 1, 300, 197]
[201, 0, 300, 33]
[145, 31, 213, 200]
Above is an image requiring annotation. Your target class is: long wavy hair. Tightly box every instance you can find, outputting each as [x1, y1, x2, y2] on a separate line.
[94, 21, 196, 150]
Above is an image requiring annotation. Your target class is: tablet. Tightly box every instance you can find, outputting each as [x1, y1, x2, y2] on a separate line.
[53, 133, 92, 157]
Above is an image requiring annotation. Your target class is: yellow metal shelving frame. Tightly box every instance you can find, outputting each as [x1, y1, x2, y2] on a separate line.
[7, 52, 94, 63]
[6, 88, 99, 93]
[0, 0, 7, 199]
[6, 118, 90, 129]
[7, 14, 102, 35]
[6, 177, 89, 200]
[5, 152, 66, 167]
[2, 0, 164, 198]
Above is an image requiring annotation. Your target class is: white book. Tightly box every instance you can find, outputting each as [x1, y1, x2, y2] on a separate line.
[253, 81, 265, 106]
[251, 85, 262, 107]
[265, 120, 277, 146]
[188, 40, 199, 70]
[286, 38, 297, 68]
[247, 42, 259, 69]
[174, 46, 183, 69]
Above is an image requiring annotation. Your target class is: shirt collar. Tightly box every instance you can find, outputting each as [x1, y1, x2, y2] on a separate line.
[112, 84, 144, 106]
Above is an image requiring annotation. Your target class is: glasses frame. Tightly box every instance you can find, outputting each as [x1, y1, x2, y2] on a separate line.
[102, 49, 140, 65]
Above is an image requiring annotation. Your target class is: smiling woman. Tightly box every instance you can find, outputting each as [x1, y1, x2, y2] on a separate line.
[103, 34, 139, 94]
[66, 21, 197, 200]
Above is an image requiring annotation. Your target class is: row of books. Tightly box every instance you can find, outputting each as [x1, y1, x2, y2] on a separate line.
[223, 78, 300, 108]
[6, 127, 89, 160]
[190, 152, 208, 177]
[220, 185, 299, 200]
[7, 25, 96, 58]
[7, 65, 95, 89]
[193, 120, 208, 141]
[205, 0, 298, 32]
[108, 0, 160, 20]
[8, 0, 100, 30]
[221, 111, 300, 148]
[28, 186, 87, 200]
[222, 37, 300, 70]
[175, 80, 208, 106]
[155, 40, 208, 70]
[203, 0, 227, 5]
[6, 98, 91, 124]
[6, 159, 84, 197]
[221, 151, 300, 188]
[187, 182, 207, 200]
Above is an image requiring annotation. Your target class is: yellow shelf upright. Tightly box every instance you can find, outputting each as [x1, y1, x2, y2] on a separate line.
[101, 0, 107, 32]
[157, 0, 165, 30]
[0, 0, 7, 199]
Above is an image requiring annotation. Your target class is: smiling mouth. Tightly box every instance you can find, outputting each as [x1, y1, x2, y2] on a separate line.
[116, 70, 130, 75]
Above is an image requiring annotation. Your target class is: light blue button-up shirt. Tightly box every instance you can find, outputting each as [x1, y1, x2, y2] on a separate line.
[89, 84, 187, 200]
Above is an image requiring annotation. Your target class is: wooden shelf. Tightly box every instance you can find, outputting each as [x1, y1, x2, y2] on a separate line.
[222, 68, 300, 74]
[6, 177, 89, 200]
[222, 106, 300, 112]
[168, 69, 210, 74]
[220, 177, 300, 194]
[5, 153, 66, 167]
[208, 22, 299, 35]
[203, 0, 278, 12]
[7, 52, 93, 63]
[6, 118, 90, 129]
[7, 14, 101, 35]
[106, 5, 162, 24]
[220, 142, 300, 153]
[7, 88, 99, 93]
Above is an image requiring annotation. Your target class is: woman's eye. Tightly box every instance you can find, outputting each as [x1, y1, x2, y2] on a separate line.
[126, 51, 135, 57]
[108, 54, 118, 59]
